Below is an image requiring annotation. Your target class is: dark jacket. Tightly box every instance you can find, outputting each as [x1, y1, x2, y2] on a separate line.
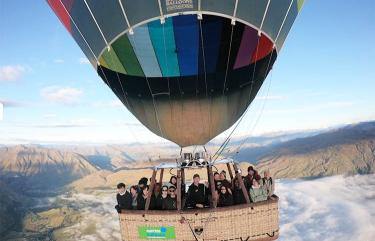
[244, 175, 253, 190]
[181, 183, 186, 199]
[221, 179, 232, 189]
[232, 187, 246, 205]
[136, 194, 147, 210]
[218, 192, 233, 207]
[162, 195, 177, 210]
[116, 191, 132, 210]
[150, 193, 163, 210]
[186, 183, 209, 208]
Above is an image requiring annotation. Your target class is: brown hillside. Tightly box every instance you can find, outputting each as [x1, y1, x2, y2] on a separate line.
[0, 145, 98, 189]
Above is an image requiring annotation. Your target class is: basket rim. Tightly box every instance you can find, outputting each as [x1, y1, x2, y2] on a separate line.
[119, 195, 278, 216]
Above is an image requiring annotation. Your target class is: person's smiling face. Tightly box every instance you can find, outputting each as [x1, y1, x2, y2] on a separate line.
[169, 188, 176, 197]
[220, 187, 227, 194]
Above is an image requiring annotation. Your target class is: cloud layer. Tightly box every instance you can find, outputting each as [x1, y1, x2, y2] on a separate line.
[277, 174, 375, 241]
[56, 192, 121, 241]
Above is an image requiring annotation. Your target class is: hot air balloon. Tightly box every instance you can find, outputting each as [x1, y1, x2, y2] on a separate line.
[47, 0, 304, 240]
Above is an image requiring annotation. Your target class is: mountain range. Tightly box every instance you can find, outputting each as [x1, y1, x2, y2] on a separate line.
[0, 145, 98, 191]
[0, 121, 374, 189]
[240, 121, 375, 178]
[0, 121, 374, 238]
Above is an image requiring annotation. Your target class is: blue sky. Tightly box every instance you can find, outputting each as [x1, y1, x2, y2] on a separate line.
[0, 0, 374, 145]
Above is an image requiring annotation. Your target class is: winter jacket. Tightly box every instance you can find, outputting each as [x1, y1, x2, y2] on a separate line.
[162, 195, 177, 210]
[244, 175, 254, 190]
[150, 193, 163, 210]
[186, 183, 209, 208]
[136, 194, 147, 210]
[232, 187, 246, 205]
[218, 193, 233, 207]
[249, 187, 268, 203]
[116, 191, 132, 210]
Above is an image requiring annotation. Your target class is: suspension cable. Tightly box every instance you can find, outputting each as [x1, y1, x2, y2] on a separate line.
[211, 20, 238, 160]
[198, 18, 211, 143]
[229, 0, 294, 158]
[118, 0, 133, 33]
[213, 17, 263, 161]
[83, 0, 144, 146]
[85, 0, 131, 110]
[83, 0, 109, 48]
[222, 25, 235, 95]
[129, 33, 166, 139]
[231, 65, 274, 157]
[213, 47, 275, 161]
[213, 29, 278, 160]
[199, 20, 208, 97]
[160, 16, 174, 138]
[275, 0, 295, 48]
[61, 0, 151, 152]
[58, 0, 123, 106]
[84, 0, 131, 107]
[118, 0, 170, 148]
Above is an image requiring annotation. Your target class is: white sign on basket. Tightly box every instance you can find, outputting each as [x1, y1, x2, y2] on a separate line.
[165, 0, 194, 12]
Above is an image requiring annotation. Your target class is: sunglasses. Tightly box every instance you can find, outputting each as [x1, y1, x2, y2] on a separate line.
[169, 189, 176, 192]
[162, 189, 168, 192]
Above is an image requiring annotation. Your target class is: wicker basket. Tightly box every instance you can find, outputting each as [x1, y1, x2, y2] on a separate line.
[119, 196, 279, 241]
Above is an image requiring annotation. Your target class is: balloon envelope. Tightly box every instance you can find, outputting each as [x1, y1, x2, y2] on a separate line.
[47, 0, 304, 147]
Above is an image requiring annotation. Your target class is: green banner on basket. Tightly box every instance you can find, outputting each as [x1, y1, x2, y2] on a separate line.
[138, 226, 176, 239]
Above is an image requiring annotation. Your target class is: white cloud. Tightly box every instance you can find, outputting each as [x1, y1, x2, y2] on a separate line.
[41, 86, 83, 105]
[53, 59, 64, 64]
[277, 174, 375, 241]
[79, 58, 90, 64]
[0, 65, 30, 81]
[51, 193, 121, 241]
